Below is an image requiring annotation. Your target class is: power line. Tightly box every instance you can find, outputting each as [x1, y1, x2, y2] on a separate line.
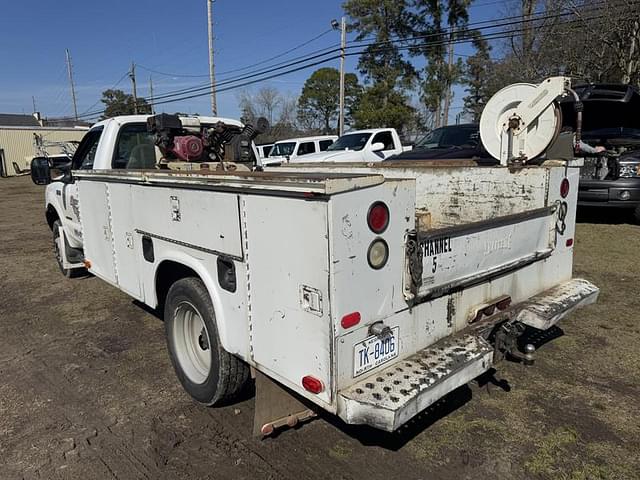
[62, 19, 605, 120]
[60, 0, 632, 121]
[76, 70, 130, 117]
[149, 15, 612, 107]
[142, 1, 617, 104]
[139, 4, 554, 106]
[136, 28, 335, 79]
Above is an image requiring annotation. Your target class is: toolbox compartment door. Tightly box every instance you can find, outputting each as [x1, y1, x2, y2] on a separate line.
[78, 181, 118, 285]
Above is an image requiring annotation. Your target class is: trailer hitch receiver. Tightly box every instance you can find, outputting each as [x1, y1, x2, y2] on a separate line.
[493, 321, 536, 365]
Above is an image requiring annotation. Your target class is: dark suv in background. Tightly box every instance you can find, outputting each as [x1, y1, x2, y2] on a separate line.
[387, 123, 498, 165]
[562, 84, 640, 222]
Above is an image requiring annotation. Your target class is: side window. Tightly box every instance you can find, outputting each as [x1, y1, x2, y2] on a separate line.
[72, 128, 103, 170]
[372, 131, 395, 151]
[319, 140, 334, 151]
[297, 141, 316, 156]
[112, 123, 157, 169]
[263, 145, 272, 157]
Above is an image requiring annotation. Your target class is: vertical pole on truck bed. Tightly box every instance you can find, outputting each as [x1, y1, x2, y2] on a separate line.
[207, 0, 218, 116]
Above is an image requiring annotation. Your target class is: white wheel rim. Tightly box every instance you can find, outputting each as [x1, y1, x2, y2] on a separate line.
[172, 301, 212, 384]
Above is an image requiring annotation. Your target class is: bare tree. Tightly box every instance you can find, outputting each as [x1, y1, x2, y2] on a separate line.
[278, 94, 298, 127]
[237, 89, 258, 125]
[255, 86, 282, 125]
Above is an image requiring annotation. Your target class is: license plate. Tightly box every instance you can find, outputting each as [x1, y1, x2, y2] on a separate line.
[353, 327, 399, 377]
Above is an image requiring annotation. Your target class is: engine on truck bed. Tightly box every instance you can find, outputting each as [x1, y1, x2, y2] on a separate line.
[147, 113, 268, 168]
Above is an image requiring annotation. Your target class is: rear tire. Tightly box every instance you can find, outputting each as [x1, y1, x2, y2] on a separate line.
[164, 277, 250, 405]
[53, 220, 76, 278]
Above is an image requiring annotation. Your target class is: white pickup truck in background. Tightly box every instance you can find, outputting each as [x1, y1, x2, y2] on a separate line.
[286, 127, 410, 164]
[261, 135, 337, 166]
[31, 78, 599, 435]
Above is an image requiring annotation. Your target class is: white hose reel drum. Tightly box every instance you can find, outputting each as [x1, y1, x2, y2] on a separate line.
[480, 77, 570, 165]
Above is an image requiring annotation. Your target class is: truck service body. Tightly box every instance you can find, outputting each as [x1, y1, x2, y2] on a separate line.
[33, 79, 599, 433]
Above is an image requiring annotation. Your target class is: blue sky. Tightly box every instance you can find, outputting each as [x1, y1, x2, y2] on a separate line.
[0, 0, 500, 122]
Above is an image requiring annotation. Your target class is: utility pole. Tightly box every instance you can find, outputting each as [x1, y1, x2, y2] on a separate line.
[65, 49, 79, 121]
[149, 76, 155, 115]
[207, 0, 217, 115]
[130, 61, 138, 114]
[442, 34, 454, 127]
[332, 17, 347, 135]
[32, 96, 37, 113]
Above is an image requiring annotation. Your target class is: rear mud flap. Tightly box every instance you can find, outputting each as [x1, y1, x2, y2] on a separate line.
[253, 370, 316, 436]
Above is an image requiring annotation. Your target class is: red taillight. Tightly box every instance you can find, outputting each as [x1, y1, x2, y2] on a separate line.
[341, 312, 361, 329]
[483, 305, 495, 316]
[560, 178, 570, 198]
[566, 238, 574, 247]
[302, 375, 324, 394]
[496, 297, 512, 310]
[367, 201, 389, 233]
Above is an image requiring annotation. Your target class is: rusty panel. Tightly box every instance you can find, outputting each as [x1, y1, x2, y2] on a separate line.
[275, 164, 550, 228]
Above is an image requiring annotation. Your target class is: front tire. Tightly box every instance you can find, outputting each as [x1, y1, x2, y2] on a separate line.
[164, 277, 250, 405]
[633, 205, 640, 224]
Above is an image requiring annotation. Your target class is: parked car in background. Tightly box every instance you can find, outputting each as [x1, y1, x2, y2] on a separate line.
[255, 143, 273, 160]
[261, 135, 337, 166]
[285, 128, 409, 164]
[560, 84, 640, 222]
[386, 124, 497, 165]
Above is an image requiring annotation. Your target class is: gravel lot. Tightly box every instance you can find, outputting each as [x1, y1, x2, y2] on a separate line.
[1, 176, 638, 480]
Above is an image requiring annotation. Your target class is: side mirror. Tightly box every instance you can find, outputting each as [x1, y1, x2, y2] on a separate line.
[30, 157, 51, 185]
[371, 142, 385, 152]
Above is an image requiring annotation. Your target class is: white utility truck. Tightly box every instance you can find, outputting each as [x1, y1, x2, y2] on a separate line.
[32, 78, 598, 434]
[287, 127, 409, 164]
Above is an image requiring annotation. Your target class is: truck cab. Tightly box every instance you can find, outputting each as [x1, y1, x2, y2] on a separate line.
[36, 114, 260, 275]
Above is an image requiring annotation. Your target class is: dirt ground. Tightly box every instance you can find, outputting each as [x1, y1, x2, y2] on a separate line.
[0, 176, 638, 480]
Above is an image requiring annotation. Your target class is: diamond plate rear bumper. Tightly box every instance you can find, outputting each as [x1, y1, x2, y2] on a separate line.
[515, 278, 599, 330]
[337, 278, 599, 432]
[338, 335, 493, 431]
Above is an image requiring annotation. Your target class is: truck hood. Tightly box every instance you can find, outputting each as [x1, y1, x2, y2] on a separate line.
[561, 84, 640, 136]
[262, 155, 287, 165]
[388, 146, 485, 160]
[288, 150, 364, 163]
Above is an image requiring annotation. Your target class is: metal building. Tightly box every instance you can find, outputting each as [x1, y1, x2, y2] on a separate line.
[0, 114, 87, 177]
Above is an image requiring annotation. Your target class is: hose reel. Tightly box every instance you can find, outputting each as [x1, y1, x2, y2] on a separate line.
[480, 76, 575, 166]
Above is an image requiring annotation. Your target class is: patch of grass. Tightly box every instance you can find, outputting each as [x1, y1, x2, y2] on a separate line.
[328, 439, 353, 460]
[408, 413, 507, 466]
[524, 426, 579, 478]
